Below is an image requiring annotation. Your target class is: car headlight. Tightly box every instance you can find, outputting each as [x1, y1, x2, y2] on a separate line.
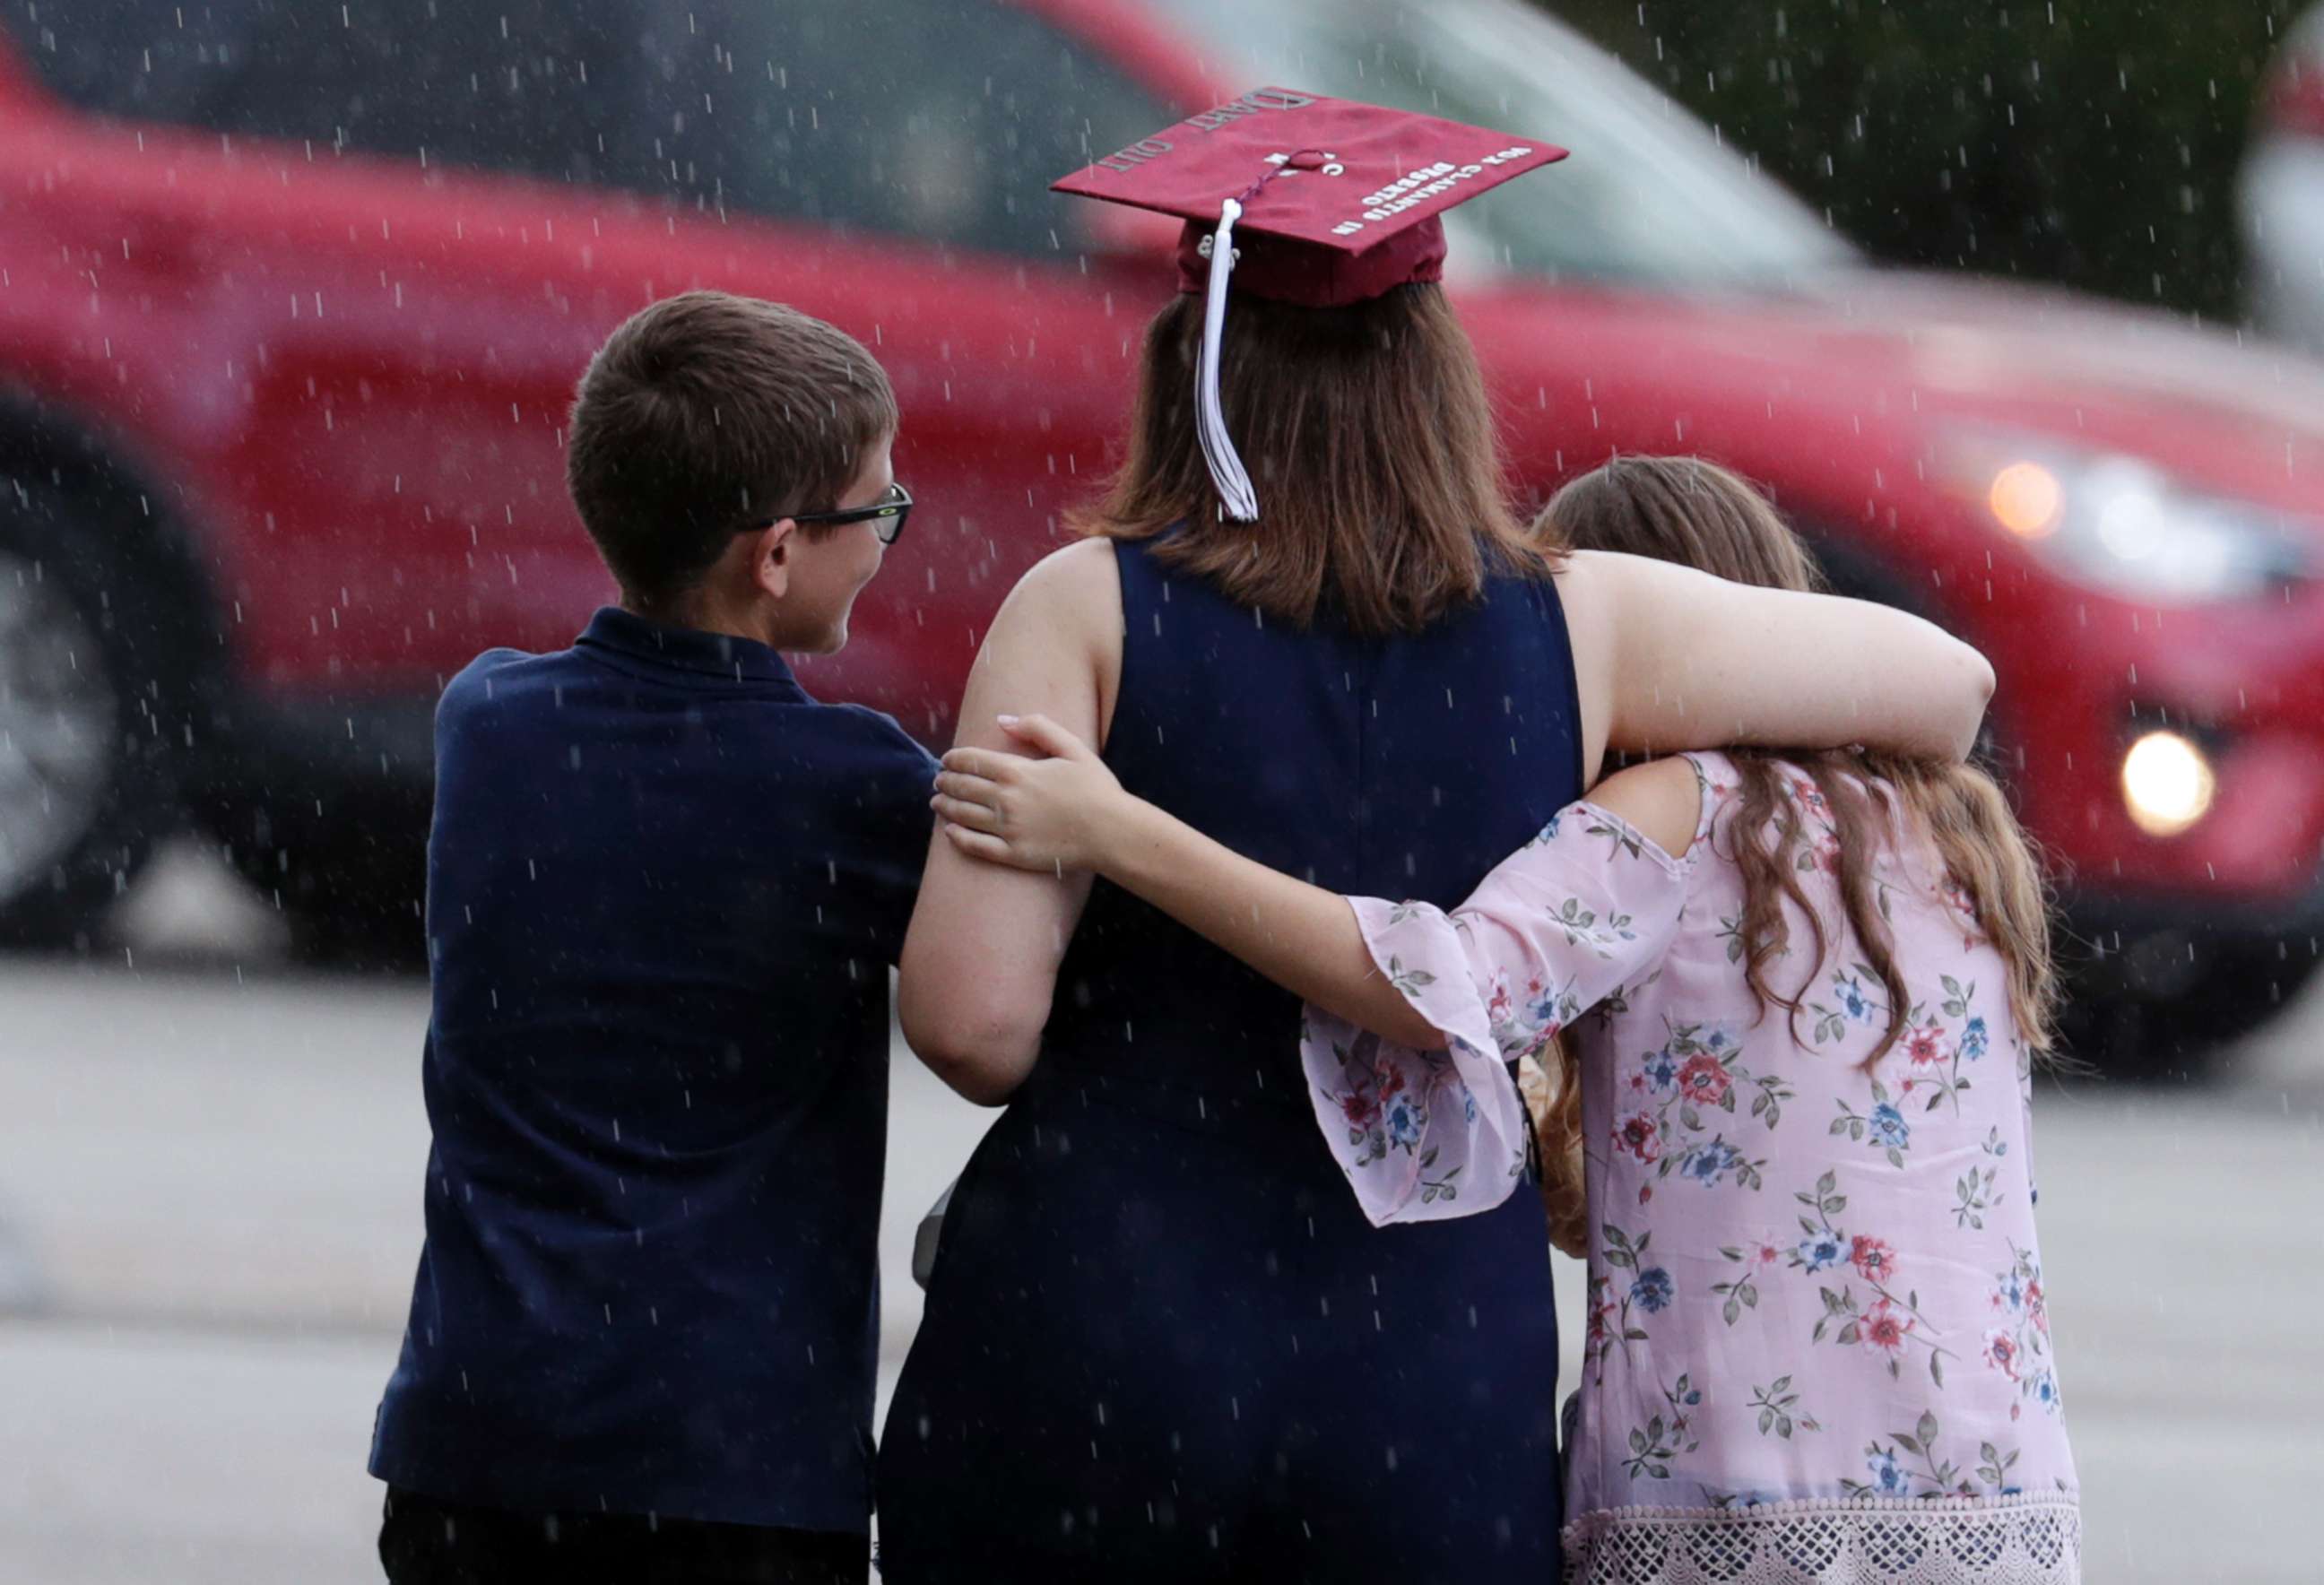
[1943, 435, 2313, 602]
[2121, 731, 2216, 837]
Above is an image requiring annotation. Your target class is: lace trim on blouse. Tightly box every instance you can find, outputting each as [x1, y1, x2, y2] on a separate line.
[1563, 1494, 2081, 1585]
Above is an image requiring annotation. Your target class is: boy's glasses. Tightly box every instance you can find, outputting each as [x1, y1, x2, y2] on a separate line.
[782, 483, 914, 545]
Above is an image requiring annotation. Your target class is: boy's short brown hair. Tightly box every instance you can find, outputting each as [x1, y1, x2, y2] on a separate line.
[565, 291, 897, 612]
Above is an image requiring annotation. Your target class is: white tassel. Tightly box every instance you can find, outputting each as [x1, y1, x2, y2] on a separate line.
[1195, 196, 1261, 524]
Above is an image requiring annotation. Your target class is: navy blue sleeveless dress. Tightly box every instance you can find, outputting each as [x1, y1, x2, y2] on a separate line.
[879, 539, 1584, 1582]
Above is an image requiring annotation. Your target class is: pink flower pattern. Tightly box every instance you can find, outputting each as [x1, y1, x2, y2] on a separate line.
[1296, 752, 2076, 1533]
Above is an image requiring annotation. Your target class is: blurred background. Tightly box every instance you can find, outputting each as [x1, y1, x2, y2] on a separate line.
[0, 1, 2320, 1579]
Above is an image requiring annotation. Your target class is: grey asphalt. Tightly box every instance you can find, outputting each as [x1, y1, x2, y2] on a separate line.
[1, 849, 2320, 1582]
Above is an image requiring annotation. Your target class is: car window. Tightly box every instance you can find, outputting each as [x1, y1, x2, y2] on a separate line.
[5, 0, 1172, 260]
[620, 0, 1171, 256]
[2, 0, 627, 186]
[1146, 0, 1853, 289]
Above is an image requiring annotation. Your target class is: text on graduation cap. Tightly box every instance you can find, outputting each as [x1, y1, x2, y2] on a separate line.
[1332, 148, 1538, 235]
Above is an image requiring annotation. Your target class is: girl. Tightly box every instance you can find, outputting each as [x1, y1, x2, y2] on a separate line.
[928, 457, 2079, 1584]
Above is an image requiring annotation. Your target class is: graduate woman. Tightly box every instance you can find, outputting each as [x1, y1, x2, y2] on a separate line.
[880, 91, 1996, 1582]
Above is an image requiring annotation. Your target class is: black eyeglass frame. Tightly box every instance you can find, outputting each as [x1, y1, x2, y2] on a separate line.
[757, 483, 913, 545]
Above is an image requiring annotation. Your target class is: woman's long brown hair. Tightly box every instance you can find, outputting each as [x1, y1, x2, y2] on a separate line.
[1072, 284, 1548, 634]
[1524, 456, 2060, 1254]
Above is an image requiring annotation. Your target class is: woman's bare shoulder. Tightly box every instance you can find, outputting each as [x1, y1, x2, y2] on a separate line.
[1011, 536, 1120, 603]
[984, 538, 1121, 649]
[1550, 546, 1662, 593]
[976, 537, 1125, 739]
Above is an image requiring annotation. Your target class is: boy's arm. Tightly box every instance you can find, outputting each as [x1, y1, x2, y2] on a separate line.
[838, 714, 941, 967]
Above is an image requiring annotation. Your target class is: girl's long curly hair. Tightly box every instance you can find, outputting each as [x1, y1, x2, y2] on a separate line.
[1520, 455, 2060, 1259]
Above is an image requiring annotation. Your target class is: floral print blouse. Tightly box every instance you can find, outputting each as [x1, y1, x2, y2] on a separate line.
[1300, 754, 2080, 1585]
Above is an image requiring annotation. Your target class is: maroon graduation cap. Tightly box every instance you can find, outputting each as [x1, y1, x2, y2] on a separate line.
[1054, 88, 1567, 520]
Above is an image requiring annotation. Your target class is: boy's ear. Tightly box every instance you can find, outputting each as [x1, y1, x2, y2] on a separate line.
[750, 519, 797, 602]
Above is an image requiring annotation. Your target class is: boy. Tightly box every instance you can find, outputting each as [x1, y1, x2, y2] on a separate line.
[369, 291, 935, 1584]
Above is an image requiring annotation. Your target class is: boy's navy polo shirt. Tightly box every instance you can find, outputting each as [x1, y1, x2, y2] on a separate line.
[369, 607, 937, 1533]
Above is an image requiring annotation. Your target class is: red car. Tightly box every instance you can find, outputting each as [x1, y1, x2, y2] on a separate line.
[4, 0, 2320, 1068]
